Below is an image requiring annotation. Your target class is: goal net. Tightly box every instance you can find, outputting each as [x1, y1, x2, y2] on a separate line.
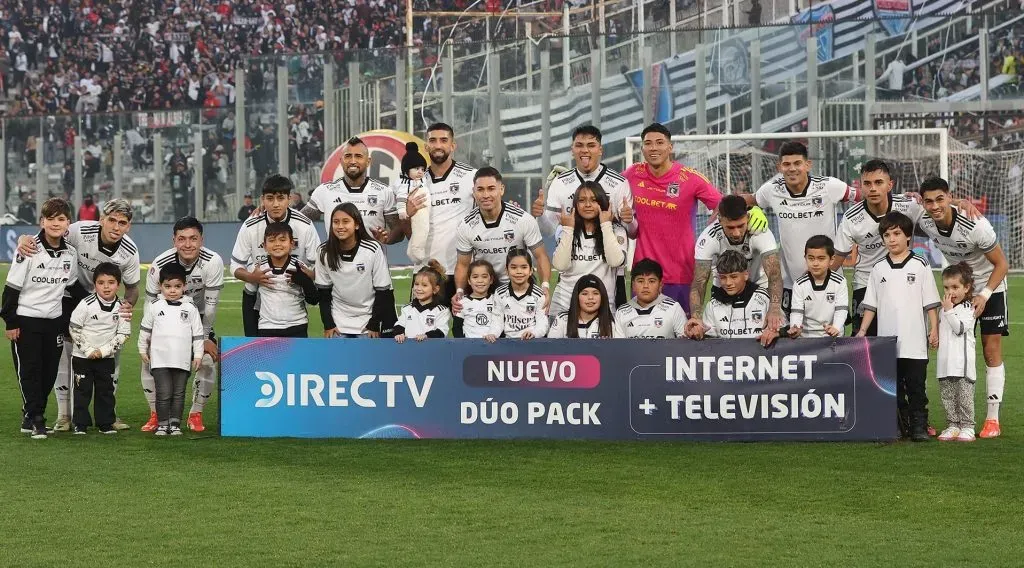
[624, 130, 1024, 270]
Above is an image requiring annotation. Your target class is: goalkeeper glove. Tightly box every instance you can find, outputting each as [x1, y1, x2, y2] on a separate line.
[747, 206, 768, 233]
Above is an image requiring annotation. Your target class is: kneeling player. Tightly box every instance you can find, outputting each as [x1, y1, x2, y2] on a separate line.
[788, 235, 848, 338]
[694, 250, 779, 347]
[616, 259, 687, 338]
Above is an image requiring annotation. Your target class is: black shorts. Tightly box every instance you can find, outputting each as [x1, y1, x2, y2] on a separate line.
[258, 324, 308, 338]
[978, 291, 1010, 336]
[851, 287, 877, 337]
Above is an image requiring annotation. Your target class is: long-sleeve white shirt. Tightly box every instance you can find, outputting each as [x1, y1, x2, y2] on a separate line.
[937, 300, 977, 381]
[68, 294, 132, 359]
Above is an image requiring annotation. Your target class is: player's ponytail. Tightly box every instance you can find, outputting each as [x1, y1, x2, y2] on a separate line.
[941, 261, 975, 301]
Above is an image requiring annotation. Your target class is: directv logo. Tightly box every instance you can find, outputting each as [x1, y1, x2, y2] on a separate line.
[254, 372, 434, 408]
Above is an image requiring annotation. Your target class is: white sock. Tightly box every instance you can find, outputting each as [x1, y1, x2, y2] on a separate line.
[141, 362, 157, 412]
[986, 364, 1005, 422]
[189, 355, 217, 414]
[55, 347, 72, 417]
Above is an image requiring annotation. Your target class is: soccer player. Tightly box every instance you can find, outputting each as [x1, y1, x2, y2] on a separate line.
[740, 142, 856, 312]
[315, 203, 397, 338]
[616, 258, 687, 339]
[399, 122, 478, 297]
[696, 250, 779, 347]
[3, 198, 81, 439]
[549, 181, 627, 315]
[623, 123, 722, 312]
[16, 198, 141, 431]
[68, 262, 132, 435]
[856, 212, 940, 442]
[254, 223, 319, 337]
[454, 167, 551, 298]
[230, 174, 321, 337]
[688, 194, 784, 339]
[303, 136, 403, 244]
[140, 217, 223, 432]
[788, 235, 849, 338]
[530, 125, 636, 304]
[918, 177, 1009, 438]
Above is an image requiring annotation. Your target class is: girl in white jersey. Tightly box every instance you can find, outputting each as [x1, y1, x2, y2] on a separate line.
[550, 181, 627, 315]
[548, 274, 624, 338]
[496, 248, 549, 339]
[460, 260, 502, 343]
[937, 262, 978, 442]
[395, 260, 451, 342]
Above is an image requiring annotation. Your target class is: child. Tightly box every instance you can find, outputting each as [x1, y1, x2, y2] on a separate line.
[1, 197, 81, 439]
[138, 264, 205, 436]
[400, 141, 430, 264]
[856, 212, 940, 442]
[395, 260, 451, 342]
[255, 222, 318, 338]
[548, 274, 624, 338]
[460, 260, 503, 343]
[68, 262, 132, 434]
[788, 235, 849, 338]
[936, 262, 978, 442]
[696, 250, 779, 347]
[616, 258, 687, 339]
[495, 248, 549, 340]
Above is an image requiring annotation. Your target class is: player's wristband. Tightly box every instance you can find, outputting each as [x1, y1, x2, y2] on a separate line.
[980, 287, 993, 300]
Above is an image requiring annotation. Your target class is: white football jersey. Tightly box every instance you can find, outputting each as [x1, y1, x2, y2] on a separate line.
[789, 270, 849, 337]
[541, 164, 635, 236]
[456, 202, 544, 283]
[461, 295, 504, 338]
[3, 234, 79, 320]
[68, 293, 131, 359]
[494, 283, 549, 338]
[754, 175, 854, 288]
[396, 301, 451, 338]
[834, 195, 925, 289]
[550, 223, 627, 315]
[139, 297, 205, 371]
[616, 294, 687, 339]
[862, 253, 941, 359]
[229, 208, 322, 294]
[66, 221, 141, 292]
[916, 207, 1003, 293]
[255, 259, 314, 330]
[146, 247, 224, 335]
[702, 284, 775, 339]
[313, 239, 393, 336]
[395, 161, 476, 274]
[307, 177, 397, 235]
[694, 221, 779, 289]
[547, 312, 625, 338]
[937, 300, 977, 381]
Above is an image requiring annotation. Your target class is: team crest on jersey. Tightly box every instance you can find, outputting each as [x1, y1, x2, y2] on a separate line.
[356, 263, 366, 273]
[617, 236, 626, 245]
[475, 314, 488, 325]
[751, 310, 763, 323]
[666, 183, 680, 198]
[426, 315, 436, 326]
[180, 311, 190, 322]
[449, 182, 459, 194]
[654, 317, 663, 328]
[503, 230, 515, 242]
[812, 196, 823, 207]
[741, 243, 750, 254]
[826, 292, 836, 303]
[62, 259, 72, 272]
[526, 303, 536, 314]
[15, 253, 25, 263]
[486, 305, 493, 312]
[367, 196, 378, 206]
[907, 273, 916, 284]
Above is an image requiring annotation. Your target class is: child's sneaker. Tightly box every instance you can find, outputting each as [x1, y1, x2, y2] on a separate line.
[53, 415, 72, 432]
[937, 426, 961, 441]
[31, 422, 48, 440]
[73, 424, 88, 435]
[957, 427, 976, 442]
[140, 411, 159, 432]
[97, 425, 117, 435]
[169, 425, 183, 436]
[20, 416, 33, 434]
[154, 426, 169, 436]
[112, 417, 130, 431]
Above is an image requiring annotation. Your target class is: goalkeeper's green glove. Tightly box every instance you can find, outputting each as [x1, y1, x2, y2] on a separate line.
[747, 206, 768, 233]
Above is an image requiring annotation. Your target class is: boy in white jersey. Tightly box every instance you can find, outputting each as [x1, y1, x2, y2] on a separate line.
[139, 264, 205, 436]
[918, 177, 1009, 438]
[140, 217, 223, 432]
[255, 223, 319, 337]
[788, 235, 848, 338]
[2, 198, 81, 439]
[616, 259, 687, 339]
[399, 122, 477, 301]
[230, 174, 321, 337]
[695, 250, 779, 347]
[16, 198, 140, 431]
[303, 136, 403, 244]
[740, 142, 856, 312]
[690, 194, 784, 339]
[68, 263, 131, 435]
[857, 212, 940, 442]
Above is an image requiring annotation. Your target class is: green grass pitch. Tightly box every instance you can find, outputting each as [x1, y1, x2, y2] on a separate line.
[1, 265, 1022, 566]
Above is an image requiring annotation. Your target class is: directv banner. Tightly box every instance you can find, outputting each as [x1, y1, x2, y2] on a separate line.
[220, 337, 898, 441]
